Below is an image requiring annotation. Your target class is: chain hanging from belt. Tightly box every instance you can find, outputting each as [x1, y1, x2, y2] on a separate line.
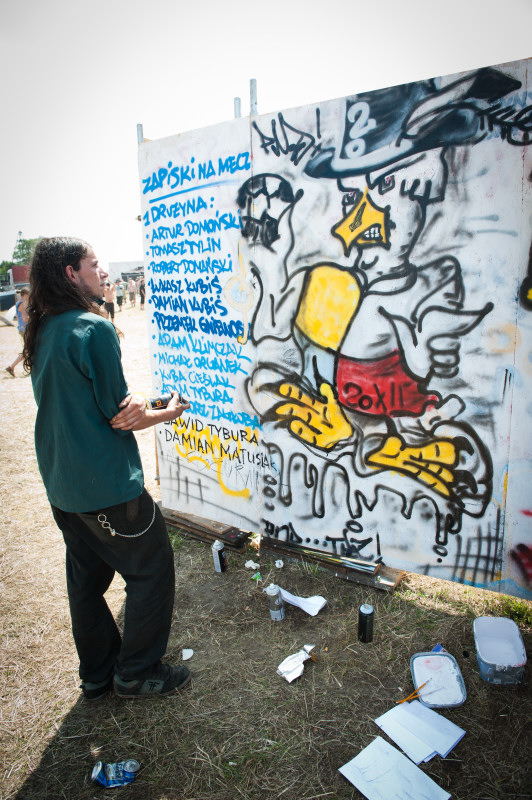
[97, 498, 156, 538]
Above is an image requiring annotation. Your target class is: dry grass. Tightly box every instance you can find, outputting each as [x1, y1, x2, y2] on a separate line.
[0, 306, 531, 800]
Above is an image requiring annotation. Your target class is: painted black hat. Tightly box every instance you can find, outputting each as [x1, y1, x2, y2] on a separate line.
[305, 67, 521, 179]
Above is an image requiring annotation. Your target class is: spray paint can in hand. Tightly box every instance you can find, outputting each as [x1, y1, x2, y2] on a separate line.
[358, 603, 374, 643]
[212, 539, 227, 573]
[147, 393, 187, 409]
[147, 393, 173, 409]
[265, 583, 285, 621]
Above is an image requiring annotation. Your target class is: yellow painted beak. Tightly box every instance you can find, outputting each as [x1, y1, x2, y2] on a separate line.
[332, 188, 388, 256]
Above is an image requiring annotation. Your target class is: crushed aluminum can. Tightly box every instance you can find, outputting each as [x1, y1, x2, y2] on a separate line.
[277, 645, 316, 683]
[91, 758, 140, 788]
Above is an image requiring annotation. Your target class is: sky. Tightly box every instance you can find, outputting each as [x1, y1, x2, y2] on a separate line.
[1, 0, 531, 269]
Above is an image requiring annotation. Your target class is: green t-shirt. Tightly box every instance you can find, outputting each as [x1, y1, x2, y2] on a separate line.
[31, 309, 144, 512]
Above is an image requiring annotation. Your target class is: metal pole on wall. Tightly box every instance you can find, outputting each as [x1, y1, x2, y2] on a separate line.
[234, 97, 241, 119]
[136, 118, 156, 477]
[250, 79, 257, 116]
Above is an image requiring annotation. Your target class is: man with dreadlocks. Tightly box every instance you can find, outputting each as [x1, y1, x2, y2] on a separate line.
[23, 237, 191, 700]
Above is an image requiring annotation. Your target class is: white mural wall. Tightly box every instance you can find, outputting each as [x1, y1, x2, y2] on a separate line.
[138, 57, 532, 599]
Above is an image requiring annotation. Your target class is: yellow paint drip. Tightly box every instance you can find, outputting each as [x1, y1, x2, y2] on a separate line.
[172, 419, 260, 498]
[503, 469, 508, 504]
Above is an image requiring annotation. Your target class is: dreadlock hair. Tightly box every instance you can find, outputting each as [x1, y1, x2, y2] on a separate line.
[23, 237, 99, 372]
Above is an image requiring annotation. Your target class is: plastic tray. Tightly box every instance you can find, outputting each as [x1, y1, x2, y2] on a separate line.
[473, 617, 526, 685]
[410, 652, 467, 708]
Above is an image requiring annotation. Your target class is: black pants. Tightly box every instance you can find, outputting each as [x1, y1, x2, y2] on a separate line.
[52, 489, 175, 683]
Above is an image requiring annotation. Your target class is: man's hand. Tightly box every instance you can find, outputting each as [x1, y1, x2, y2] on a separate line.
[165, 392, 191, 418]
[111, 391, 191, 432]
[109, 392, 147, 430]
[275, 381, 353, 449]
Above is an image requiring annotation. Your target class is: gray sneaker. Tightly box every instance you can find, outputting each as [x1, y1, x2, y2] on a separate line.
[113, 663, 191, 698]
[81, 676, 113, 701]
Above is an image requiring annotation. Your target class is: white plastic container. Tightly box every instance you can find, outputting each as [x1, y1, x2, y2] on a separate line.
[410, 652, 467, 708]
[473, 617, 526, 685]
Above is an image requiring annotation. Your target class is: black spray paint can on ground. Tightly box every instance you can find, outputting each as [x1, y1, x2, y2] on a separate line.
[358, 603, 374, 643]
[265, 583, 285, 621]
[212, 539, 227, 573]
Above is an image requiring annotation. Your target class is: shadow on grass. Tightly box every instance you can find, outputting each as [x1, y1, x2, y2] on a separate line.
[11, 544, 532, 800]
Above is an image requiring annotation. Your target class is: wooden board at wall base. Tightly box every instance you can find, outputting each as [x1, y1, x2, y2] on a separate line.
[160, 506, 251, 551]
[260, 538, 404, 592]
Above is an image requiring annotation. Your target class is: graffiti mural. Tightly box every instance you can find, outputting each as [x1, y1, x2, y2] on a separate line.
[139, 57, 532, 599]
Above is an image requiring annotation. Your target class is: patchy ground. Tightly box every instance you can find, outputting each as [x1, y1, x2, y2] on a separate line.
[1, 304, 531, 800]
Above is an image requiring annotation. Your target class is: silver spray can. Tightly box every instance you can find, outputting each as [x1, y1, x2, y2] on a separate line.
[212, 539, 227, 573]
[358, 603, 374, 643]
[265, 583, 285, 621]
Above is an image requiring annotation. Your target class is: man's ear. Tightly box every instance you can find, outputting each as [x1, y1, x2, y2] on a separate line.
[65, 265, 77, 284]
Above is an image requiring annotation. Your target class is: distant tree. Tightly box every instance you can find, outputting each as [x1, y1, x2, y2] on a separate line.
[12, 237, 39, 265]
[0, 260, 14, 276]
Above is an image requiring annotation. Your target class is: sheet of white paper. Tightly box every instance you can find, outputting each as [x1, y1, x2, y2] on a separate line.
[401, 700, 466, 757]
[339, 737, 451, 800]
[278, 587, 326, 616]
[374, 707, 435, 764]
[277, 645, 315, 682]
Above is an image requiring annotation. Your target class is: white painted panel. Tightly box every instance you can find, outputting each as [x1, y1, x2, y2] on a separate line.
[139, 58, 532, 598]
[139, 118, 262, 532]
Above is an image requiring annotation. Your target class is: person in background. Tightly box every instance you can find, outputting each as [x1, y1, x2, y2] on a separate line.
[23, 236, 191, 700]
[5, 287, 29, 377]
[127, 277, 136, 307]
[115, 278, 124, 312]
[103, 281, 116, 321]
[138, 277, 146, 310]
